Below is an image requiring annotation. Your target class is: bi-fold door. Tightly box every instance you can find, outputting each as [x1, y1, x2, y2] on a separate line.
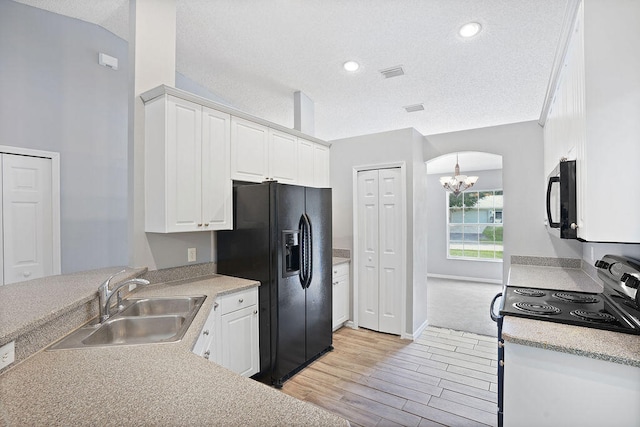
[357, 168, 402, 335]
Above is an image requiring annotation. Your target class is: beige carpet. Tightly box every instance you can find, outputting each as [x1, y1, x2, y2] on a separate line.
[426, 277, 502, 337]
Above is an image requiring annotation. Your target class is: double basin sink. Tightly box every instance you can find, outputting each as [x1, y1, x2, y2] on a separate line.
[49, 295, 206, 350]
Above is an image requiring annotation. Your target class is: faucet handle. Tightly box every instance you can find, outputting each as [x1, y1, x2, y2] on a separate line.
[100, 269, 127, 290]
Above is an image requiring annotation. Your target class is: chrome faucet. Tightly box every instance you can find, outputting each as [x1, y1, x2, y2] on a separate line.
[97, 270, 150, 323]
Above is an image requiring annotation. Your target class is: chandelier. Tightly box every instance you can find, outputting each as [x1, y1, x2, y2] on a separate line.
[439, 154, 479, 196]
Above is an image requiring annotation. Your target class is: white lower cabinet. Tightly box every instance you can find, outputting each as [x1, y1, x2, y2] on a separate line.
[193, 287, 259, 377]
[332, 262, 350, 330]
[503, 342, 640, 426]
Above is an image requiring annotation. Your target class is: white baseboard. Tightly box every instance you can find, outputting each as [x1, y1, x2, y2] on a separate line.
[401, 318, 429, 340]
[345, 320, 356, 329]
[427, 273, 503, 285]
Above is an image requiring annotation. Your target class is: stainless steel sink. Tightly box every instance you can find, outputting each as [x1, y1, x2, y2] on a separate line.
[119, 296, 204, 316]
[48, 295, 206, 350]
[81, 315, 186, 346]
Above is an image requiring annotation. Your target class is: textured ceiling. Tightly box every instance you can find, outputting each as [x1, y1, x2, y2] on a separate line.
[12, 0, 568, 142]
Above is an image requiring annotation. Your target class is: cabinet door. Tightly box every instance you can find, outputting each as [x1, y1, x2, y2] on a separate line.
[332, 263, 350, 330]
[192, 305, 217, 359]
[202, 107, 232, 230]
[230, 117, 269, 183]
[297, 138, 315, 187]
[313, 143, 330, 187]
[166, 96, 203, 232]
[268, 129, 298, 184]
[219, 305, 259, 377]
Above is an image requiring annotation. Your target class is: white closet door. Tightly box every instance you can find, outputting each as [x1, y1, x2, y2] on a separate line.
[2, 154, 53, 284]
[377, 168, 402, 335]
[357, 167, 402, 335]
[357, 170, 380, 331]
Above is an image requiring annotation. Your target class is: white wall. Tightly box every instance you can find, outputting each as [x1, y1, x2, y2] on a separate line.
[1, 1, 217, 273]
[0, 1, 129, 273]
[330, 128, 428, 336]
[426, 168, 503, 282]
[424, 121, 583, 281]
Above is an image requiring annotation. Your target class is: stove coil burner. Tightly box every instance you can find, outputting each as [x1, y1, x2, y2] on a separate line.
[552, 292, 599, 304]
[513, 288, 546, 297]
[570, 310, 617, 323]
[513, 302, 561, 315]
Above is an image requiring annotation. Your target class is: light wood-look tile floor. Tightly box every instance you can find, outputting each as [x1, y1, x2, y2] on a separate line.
[281, 326, 498, 427]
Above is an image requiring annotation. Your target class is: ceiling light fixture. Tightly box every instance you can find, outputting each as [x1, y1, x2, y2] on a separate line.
[459, 22, 482, 38]
[440, 153, 479, 195]
[343, 61, 360, 72]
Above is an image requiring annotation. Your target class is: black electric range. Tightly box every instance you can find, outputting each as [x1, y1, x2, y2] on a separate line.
[499, 255, 640, 335]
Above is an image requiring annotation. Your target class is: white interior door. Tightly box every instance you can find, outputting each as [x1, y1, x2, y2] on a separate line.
[357, 167, 402, 335]
[2, 154, 53, 284]
[357, 170, 380, 330]
[377, 168, 402, 334]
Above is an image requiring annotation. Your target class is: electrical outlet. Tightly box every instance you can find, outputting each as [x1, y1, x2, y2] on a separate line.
[0, 341, 15, 370]
[188, 247, 197, 263]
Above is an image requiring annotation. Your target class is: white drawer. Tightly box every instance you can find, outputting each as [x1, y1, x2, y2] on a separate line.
[332, 262, 349, 278]
[218, 287, 258, 315]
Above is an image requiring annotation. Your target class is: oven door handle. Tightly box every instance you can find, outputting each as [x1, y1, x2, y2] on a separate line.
[490, 292, 503, 322]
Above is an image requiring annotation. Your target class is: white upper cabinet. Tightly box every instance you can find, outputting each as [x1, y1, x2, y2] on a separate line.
[313, 143, 330, 187]
[145, 95, 232, 232]
[268, 129, 298, 184]
[230, 117, 269, 183]
[230, 117, 330, 187]
[541, 0, 640, 243]
[297, 138, 315, 187]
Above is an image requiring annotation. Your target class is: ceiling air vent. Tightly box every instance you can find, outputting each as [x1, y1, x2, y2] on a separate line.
[379, 66, 405, 79]
[404, 103, 424, 113]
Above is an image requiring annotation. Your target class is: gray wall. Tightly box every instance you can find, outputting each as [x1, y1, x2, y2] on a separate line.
[330, 128, 428, 336]
[424, 121, 583, 281]
[426, 168, 503, 282]
[0, 0, 129, 273]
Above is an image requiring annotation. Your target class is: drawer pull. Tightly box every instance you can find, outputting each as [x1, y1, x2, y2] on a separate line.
[239, 298, 244, 303]
[204, 350, 210, 359]
[254, 310, 258, 315]
[203, 330, 209, 336]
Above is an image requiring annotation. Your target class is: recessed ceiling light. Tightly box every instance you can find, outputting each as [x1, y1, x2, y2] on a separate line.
[459, 22, 482, 38]
[343, 61, 360, 72]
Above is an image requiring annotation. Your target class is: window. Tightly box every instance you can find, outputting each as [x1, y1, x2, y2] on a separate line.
[448, 190, 503, 260]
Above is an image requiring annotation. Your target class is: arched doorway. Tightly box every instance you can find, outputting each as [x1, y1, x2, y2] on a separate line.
[425, 151, 503, 336]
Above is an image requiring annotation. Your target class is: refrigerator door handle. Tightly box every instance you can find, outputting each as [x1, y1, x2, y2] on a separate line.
[302, 213, 313, 288]
[298, 215, 308, 289]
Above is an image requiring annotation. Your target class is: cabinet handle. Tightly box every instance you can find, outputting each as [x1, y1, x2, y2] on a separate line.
[203, 330, 209, 336]
[571, 223, 578, 230]
[498, 341, 504, 348]
[204, 223, 209, 227]
[239, 298, 244, 303]
[197, 223, 203, 227]
[214, 302, 219, 310]
[499, 360, 504, 367]
[253, 310, 258, 315]
[204, 350, 210, 359]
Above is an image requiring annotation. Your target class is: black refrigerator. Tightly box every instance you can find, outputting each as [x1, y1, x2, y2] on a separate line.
[217, 181, 332, 387]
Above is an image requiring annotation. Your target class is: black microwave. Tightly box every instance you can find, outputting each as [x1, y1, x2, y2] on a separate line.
[546, 159, 577, 239]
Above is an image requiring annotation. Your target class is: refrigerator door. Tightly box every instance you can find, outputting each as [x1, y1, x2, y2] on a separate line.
[304, 187, 333, 360]
[272, 184, 307, 382]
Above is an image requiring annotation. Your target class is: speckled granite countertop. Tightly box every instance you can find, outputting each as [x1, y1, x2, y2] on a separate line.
[0, 267, 146, 343]
[332, 257, 350, 266]
[0, 275, 347, 426]
[503, 264, 640, 368]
